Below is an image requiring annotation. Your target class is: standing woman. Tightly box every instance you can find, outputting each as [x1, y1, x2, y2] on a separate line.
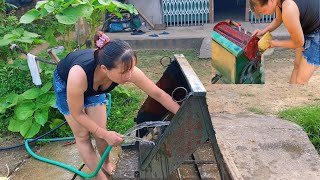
[250, 0, 320, 84]
[53, 31, 180, 180]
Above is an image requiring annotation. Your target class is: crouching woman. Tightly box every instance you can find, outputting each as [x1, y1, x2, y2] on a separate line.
[53, 31, 180, 179]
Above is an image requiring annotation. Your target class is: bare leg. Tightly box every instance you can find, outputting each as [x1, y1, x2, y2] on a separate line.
[64, 115, 108, 180]
[296, 57, 317, 84]
[85, 104, 116, 176]
[289, 47, 303, 84]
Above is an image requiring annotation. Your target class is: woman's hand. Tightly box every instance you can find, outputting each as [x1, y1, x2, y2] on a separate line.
[95, 128, 124, 146]
[252, 29, 266, 37]
[267, 40, 279, 48]
[105, 131, 124, 145]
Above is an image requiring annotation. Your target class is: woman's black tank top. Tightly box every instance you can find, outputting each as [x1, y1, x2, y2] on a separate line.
[56, 49, 118, 97]
[279, 0, 319, 35]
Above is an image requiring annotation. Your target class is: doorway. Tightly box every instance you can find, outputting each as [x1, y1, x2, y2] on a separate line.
[214, 0, 246, 22]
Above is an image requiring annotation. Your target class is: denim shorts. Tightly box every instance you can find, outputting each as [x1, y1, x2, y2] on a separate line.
[303, 29, 320, 66]
[53, 69, 107, 115]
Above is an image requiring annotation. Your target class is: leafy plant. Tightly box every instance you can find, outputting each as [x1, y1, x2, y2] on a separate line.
[0, 54, 67, 138]
[0, 28, 44, 52]
[18, 0, 138, 49]
[20, 0, 137, 25]
[0, 60, 34, 97]
[0, 12, 19, 62]
[21, 14, 61, 47]
[0, 82, 56, 138]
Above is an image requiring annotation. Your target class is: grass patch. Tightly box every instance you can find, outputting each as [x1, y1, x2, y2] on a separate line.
[278, 105, 320, 153]
[108, 87, 144, 134]
[247, 107, 265, 115]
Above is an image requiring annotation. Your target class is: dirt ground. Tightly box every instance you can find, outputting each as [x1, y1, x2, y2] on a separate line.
[0, 134, 39, 177]
[139, 48, 320, 115]
[135, 48, 320, 179]
[199, 49, 320, 115]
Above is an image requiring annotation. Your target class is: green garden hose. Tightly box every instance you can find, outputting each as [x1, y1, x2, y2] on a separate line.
[25, 139, 112, 179]
[24, 93, 113, 179]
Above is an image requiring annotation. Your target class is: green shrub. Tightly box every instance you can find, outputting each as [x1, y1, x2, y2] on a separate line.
[0, 82, 56, 138]
[0, 58, 58, 139]
[0, 15, 19, 62]
[0, 60, 34, 97]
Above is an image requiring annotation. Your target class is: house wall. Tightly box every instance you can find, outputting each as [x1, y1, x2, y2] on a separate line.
[129, 0, 215, 26]
[128, 0, 163, 26]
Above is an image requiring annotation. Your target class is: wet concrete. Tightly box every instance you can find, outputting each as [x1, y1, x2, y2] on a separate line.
[211, 113, 320, 180]
[10, 140, 121, 180]
[113, 146, 139, 179]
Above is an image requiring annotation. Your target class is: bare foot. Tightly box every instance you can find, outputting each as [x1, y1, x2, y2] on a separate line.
[102, 162, 116, 176]
[95, 171, 109, 180]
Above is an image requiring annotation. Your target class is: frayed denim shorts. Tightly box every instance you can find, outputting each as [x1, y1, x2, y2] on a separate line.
[303, 29, 320, 66]
[53, 69, 107, 115]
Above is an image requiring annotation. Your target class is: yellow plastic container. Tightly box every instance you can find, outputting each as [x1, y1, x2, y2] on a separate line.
[258, 31, 273, 52]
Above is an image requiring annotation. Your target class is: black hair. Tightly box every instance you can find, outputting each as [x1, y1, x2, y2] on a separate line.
[94, 39, 137, 73]
[250, 0, 269, 11]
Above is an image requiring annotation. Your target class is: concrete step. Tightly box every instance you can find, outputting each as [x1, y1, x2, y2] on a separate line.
[107, 27, 206, 51]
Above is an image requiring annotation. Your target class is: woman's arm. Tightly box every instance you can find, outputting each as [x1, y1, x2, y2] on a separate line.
[67, 65, 123, 145]
[269, 0, 304, 48]
[253, 7, 283, 36]
[129, 67, 180, 114]
[263, 7, 283, 33]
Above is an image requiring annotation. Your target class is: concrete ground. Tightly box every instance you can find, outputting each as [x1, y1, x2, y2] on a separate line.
[211, 113, 320, 180]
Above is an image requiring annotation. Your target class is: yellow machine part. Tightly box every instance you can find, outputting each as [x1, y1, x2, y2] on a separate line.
[211, 40, 237, 83]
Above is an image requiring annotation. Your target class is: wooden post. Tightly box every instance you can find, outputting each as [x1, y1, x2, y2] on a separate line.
[245, 0, 249, 22]
[136, 7, 155, 29]
[209, 0, 213, 23]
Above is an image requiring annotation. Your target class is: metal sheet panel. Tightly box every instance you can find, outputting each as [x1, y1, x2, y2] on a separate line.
[140, 96, 210, 178]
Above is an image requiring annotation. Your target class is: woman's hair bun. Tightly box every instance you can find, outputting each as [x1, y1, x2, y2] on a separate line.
[94, 31, 110, 49]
